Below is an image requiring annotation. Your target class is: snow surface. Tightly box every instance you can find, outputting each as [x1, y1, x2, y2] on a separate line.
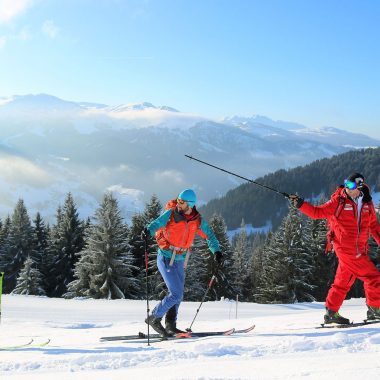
[1, 295, 380, 380]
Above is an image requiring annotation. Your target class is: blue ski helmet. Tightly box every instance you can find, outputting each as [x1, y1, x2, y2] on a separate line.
[178, 188, 197, 208]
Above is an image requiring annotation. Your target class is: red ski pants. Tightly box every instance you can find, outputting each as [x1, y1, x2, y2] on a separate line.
[326, 251, 380, 312]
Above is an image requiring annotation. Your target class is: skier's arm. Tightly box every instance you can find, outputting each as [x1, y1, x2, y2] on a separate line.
[298, 199, 338, 219]
[196, 219, 220, 254]
[290, 195, 338, 219]
[146, 209, 173, 236]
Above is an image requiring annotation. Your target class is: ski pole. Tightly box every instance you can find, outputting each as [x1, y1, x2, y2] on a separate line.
[186, 269, 218, 332]
[143, 237, 150, 346]
[0, 272, 3, 324]
[185, 154, 290, 198]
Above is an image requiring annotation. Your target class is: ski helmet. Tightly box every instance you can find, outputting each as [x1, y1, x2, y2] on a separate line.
[178, 188, 196, 208]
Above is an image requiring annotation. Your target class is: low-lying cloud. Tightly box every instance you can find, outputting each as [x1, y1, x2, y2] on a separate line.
[0, 0, 33, 23]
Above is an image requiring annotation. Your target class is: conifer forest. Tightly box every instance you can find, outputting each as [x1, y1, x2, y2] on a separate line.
[1, 189, 379, 304]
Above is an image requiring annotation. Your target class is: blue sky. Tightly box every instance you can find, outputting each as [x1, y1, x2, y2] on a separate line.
[0, 0, 379, 138]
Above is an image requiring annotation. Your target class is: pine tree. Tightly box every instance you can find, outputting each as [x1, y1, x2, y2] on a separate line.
[0, 216, 11, 245]
[67, 193, 139, 299]
[44, 206, 62, 295]
[303, 215, 334, 301]
[143, 195, 164, 300]
[0, 200, 34, 293]
[47, 193, 85, 297]
[184, 237, 209, 301]
[31, 213, 49, 273]
[249, 232, 270, 302]
[209, 213, 235, 299]
[12, 256, 46, 296]
[193, 213, 233, 301]
[230, 219, 251, 301]
[256, 206, 315, 303]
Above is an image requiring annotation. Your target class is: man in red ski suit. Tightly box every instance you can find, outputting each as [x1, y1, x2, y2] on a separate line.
[290, 172, 380, 324]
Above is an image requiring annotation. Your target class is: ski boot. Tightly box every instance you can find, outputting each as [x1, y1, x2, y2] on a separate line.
[145, 315, 169, 338]
[367, 306, 380, 321]
[165, 321, 185, 336]
[324, 308, 350, 325]
[165, 306, 185, 336]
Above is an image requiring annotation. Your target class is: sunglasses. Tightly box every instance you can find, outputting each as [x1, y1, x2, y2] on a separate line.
[177, 198, 187, 205]
[344, 178, 364, 190]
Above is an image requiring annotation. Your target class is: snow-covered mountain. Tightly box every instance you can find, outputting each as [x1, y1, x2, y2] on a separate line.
[0, 94, 379, 223]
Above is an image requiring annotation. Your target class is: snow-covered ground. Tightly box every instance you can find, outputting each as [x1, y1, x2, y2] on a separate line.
[1, 295, 380, 380]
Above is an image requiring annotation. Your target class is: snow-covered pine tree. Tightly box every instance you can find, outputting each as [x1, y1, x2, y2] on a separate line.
[0, 200, 34, 293]
[143, 195, 164, 299]
[184, 235, 209, 301]
[31, 212, 49, 274]
[129, 213, 146, 271]
[302, 210, 334, 301]
[0, 216, 11, 270]
[194, 213, 233, 301]
[12, 256, 46, 296]
[128, 195, 163, 299]
[0, 216, 11, 246]
[256, 206, 315, 303]
[67, 193, 139, 299]
[46, 193, 85, 297]
[249, 232, 271, 302]
[44, 206, 62, 295]
[254, 231, 279, 303]
[230, 219, 251, 301]
[209, 213, 235, 299]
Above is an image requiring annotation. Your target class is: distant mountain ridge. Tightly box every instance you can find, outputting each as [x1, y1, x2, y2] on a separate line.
[0, 93, 379, 223]
[200, 147, 380, 229]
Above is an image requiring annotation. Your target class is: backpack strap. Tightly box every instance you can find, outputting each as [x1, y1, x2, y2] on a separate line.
[326, 195, 346, 253]
[334, 195, 346, 218]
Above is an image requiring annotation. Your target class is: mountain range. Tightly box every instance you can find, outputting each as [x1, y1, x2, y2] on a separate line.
[0, 93, 379, 224]
[200, 147, 380, 230]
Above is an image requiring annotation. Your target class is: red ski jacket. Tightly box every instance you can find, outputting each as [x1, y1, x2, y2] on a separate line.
[299, 186, 380, 256]
[147, 200, 220, 259]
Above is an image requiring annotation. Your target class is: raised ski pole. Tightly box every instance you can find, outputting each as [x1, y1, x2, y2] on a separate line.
[185, 154, 290, 198]
[186, 269, 218, 332]
[0, 272, 3, 324]
[143, 236, 151, 346]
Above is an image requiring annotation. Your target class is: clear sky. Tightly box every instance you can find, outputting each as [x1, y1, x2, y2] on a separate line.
[1, 0, 379, 138]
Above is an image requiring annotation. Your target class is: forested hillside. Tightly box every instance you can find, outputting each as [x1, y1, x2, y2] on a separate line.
[200, 147, 380, 229]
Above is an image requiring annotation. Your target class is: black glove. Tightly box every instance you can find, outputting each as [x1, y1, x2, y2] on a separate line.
[214, 251, 224, 267]
[289, 194, 304, 209]
[141, 227, 150, 241]
[361, 184, 372, 202]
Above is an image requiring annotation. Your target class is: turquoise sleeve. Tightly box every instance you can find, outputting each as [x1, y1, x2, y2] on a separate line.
[200, 219, 220, 254]
[146, 209, 173, 235]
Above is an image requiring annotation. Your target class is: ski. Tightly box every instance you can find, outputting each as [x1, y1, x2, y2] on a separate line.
[0, 338, 50, 350]
[0, 339, 34, 350]
[100, 328, 234, 342]
[31, 338, 51, 347]
[317, 319, 380, 329]
[235, 324, 256, 334]
[100, 323, 255, 342]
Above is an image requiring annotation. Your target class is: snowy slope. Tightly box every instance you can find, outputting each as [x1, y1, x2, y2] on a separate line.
[1, 295, 380, 380]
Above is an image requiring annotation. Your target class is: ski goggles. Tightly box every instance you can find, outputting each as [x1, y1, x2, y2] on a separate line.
[344, 177, 364, 190]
